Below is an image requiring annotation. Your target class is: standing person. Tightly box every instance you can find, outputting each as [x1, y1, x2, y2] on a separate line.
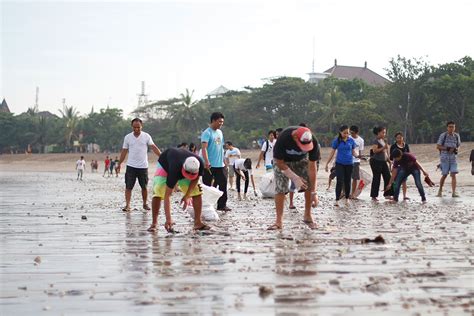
[349, 126, 364, 199]
[103, 156, 110, 177]
[470, 149, 474, 176]
[324, 125, 357, 206]
[386, 149, 429, 203]
[268, 126, 320, 230]
[201, 112, 231, 211]
[114, 156, 120, 177]
[147, 148, 210, 232]
[256, 130, 277, 171]
[76, 156, 86, 180]
[389, 132, 410, 200]
[436, 121, 461, 197]
[117, 118, 161, 212]
[224, 141, 241, 191]
[90, 160, 95, 173]
[233, 158, 257, 200]
[109, 157, 116, 176]
[370, 126, 393, 201]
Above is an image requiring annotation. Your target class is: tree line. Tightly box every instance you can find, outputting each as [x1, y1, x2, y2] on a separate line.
[1, 55, 472, 154]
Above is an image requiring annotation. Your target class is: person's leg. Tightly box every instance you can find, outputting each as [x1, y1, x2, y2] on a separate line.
[450, 160, 459, 196]
[344, 165, 353, 199]
[274, 193, 285, 228]
[243, 170, 249, 199]
[124, 167, 136, 210]
[269, 164, 289, 229]
[149, 197, 161, 229]
[137, 168, 150, 209]
[370, 160, 382, 199]
[213, 168, 228, 209]
[335, 163, 344, 202]
[289, 180, 296, 208]
[438, 161, 449, 196]
[192, 195, 205, 228]
[228, 166, 234, 190]
[393, 169, 408, 201]
[202, 168, 212, 186]
[303, 189, 315, 227]
[382, 162, 393, 197]
[235, 170, 242, 199]
[411, 169, 426, 201]
[451, 174, 457, 196]
[350, 162, 359, 198]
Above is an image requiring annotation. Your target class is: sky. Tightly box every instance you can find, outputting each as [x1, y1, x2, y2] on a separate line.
[1, 0, 473, 117]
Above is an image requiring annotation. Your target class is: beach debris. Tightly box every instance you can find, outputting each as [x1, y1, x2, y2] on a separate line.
[258, 285, 274, 298]
[81, 215, 87, 220]
[18, 286, 27, 291]
[361, 235, 385, 244]
[34, 256, 41, 264]
[329, 279, 340, 286]
[365, 282, 390, 294]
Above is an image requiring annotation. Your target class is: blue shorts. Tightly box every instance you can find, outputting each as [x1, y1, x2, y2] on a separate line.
[440, 161, 458, 176]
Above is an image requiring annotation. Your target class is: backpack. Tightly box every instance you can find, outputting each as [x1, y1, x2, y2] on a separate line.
[262, 140, 270, 162]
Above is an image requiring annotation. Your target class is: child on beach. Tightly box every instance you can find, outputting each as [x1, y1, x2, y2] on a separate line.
[386, 149, 429, 203]
[233, 158, 257, 200]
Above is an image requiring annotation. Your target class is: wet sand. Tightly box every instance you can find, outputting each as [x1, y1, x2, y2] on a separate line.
[1, 145, 473, 315]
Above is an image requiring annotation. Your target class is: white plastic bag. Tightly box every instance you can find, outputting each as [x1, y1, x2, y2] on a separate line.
[259, 172, 275, 198]
[187, 184, 222, 221]
[352, 168, 372, 197]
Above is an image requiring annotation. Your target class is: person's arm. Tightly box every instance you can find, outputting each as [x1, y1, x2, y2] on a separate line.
[117, 148, 128, 171]
[201, 142, 210, 169]
[386, 168, 398, 191]
[163, 186, 174, 231]
[150, 144, 161, 157]
[256, 151, 264, 168]
[250, 174, 257, 194]
[308, 160, 318, 207]
[415, 161, 428, 176]
[325, 149, 336, 172]
[274, 158, 308, 191]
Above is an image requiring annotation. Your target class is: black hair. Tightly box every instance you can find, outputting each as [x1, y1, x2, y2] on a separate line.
[350, 125, 359, 133]
[210, 112, 224, 122]
[276, 128, 283, 133]
[394, 131, 403, 138]
[299, 122, 308, 127]
[177, 142, 188, 148]
[373, 126, 386, 135]
[225, 141, 233, 146]
[268, 130, 277, 138]
[189, 143, 196, 150]
[392, 149, 403, 159]
[338, 125, 349, 141]
[244, 158, 252, 170]
[131, 117, 142, 125]
[446, 121, 455, 126]
[80, 156, 84, 159]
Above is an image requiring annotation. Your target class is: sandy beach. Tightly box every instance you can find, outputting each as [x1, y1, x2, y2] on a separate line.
[0, 144, 473, 315]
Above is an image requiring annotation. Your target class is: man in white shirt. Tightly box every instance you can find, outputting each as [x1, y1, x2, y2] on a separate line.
[118, 118, 161, 212]
[76, 156, 86, 180]
[349, 125, 364, 199]
[256, 130, 277, 170]
[224, 141, 241, 190]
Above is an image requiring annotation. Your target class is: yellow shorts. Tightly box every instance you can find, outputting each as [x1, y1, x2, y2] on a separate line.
[152, 175, 203, 199]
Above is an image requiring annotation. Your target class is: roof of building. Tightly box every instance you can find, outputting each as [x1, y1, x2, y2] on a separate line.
[0, 98, 10, 113]
[206, 85, 230, 97]
[324, 61, 390, 86]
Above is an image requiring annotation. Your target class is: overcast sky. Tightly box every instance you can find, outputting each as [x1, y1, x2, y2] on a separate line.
[1, 0, 473, 117]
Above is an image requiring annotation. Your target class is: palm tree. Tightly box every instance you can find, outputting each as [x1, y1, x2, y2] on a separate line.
[317, 87, 345, 133]
[59, 105, 79, 151]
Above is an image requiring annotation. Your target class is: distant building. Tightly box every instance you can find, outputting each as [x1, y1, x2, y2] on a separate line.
[0, 99, 10, 113]
[323, 59, 390, 86]
[37, 111, 59, 119]
[206, 85, 230, 98]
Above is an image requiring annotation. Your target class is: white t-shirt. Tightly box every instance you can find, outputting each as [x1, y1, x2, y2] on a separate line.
[261, 139, 276, 166]
[76, 159, 86, 170]
[350, 135, 364, 163]
[233, 158, 253, 175]
[225, 147, 241, 165]
[122, 132, 154, 168]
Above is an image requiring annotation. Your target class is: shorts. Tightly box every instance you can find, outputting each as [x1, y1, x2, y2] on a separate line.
[152, 169, 203, 199]
[125, 166, 149, 190]
[274, 159, 310, 194]
[228, 165, 235, 177]
[351, 162, 360, 180]
[440, 160, 458, 176]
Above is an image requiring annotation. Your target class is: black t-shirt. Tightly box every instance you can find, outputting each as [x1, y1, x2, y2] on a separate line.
[273, 126, 320, 162]
[389, 143, 410, 161]
[158, 148, 204, 188]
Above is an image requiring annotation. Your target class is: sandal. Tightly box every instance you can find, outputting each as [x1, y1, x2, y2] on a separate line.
[143, 204, 151, 211]
[122, 207, 131, 212]
[303, 220, 318, 230]
[267, 223, 282, 230]
[289, 205, 296, 210]
[194, 224, 211, 231]
[147, 225, 158, 232]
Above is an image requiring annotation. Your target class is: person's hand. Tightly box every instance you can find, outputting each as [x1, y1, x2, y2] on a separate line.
[241, 176, 246, 182]
[325, 165, 329, 173]
[254, 189, 258, 197]
[385, 183, 392, 191]
[204, 161, 211, 169]
[180, 196, 191, 210]
[422, 170, 428, 177]
[293, 176, 308, 191]
[256, 163, 260, 169]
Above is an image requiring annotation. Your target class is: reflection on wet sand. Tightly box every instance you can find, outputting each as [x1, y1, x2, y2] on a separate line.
[0, 171, 473, 314]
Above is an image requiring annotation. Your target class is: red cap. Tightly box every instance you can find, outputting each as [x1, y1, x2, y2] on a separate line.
[293, 127, 314, 152]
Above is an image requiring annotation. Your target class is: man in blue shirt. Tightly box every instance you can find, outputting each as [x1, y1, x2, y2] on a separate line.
[201, 112, 231, 211]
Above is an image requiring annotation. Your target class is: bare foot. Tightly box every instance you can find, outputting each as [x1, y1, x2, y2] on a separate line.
[267, 223, 282, 230]
[147, 225, 157, 232]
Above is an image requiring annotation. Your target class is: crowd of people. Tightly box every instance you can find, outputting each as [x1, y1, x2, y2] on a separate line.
[73, 116, 464, 232]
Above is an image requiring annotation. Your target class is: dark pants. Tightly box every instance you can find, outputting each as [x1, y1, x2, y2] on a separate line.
[234, 168, 249, 193]
[202, 167, 228, 209]
[335, 163, 353, 200]
[393, 169, 425, 201]
[370, 159, 393, 198]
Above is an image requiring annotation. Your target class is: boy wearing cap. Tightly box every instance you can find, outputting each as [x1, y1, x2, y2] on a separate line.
[147, 148, 210, 232]
[268, 126, 320, 230]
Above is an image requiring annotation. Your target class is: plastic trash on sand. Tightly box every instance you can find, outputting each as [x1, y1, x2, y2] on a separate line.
[259, 172, 275, 198]
[352, 168, 372, 198]
[187, 184, 222, 221]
